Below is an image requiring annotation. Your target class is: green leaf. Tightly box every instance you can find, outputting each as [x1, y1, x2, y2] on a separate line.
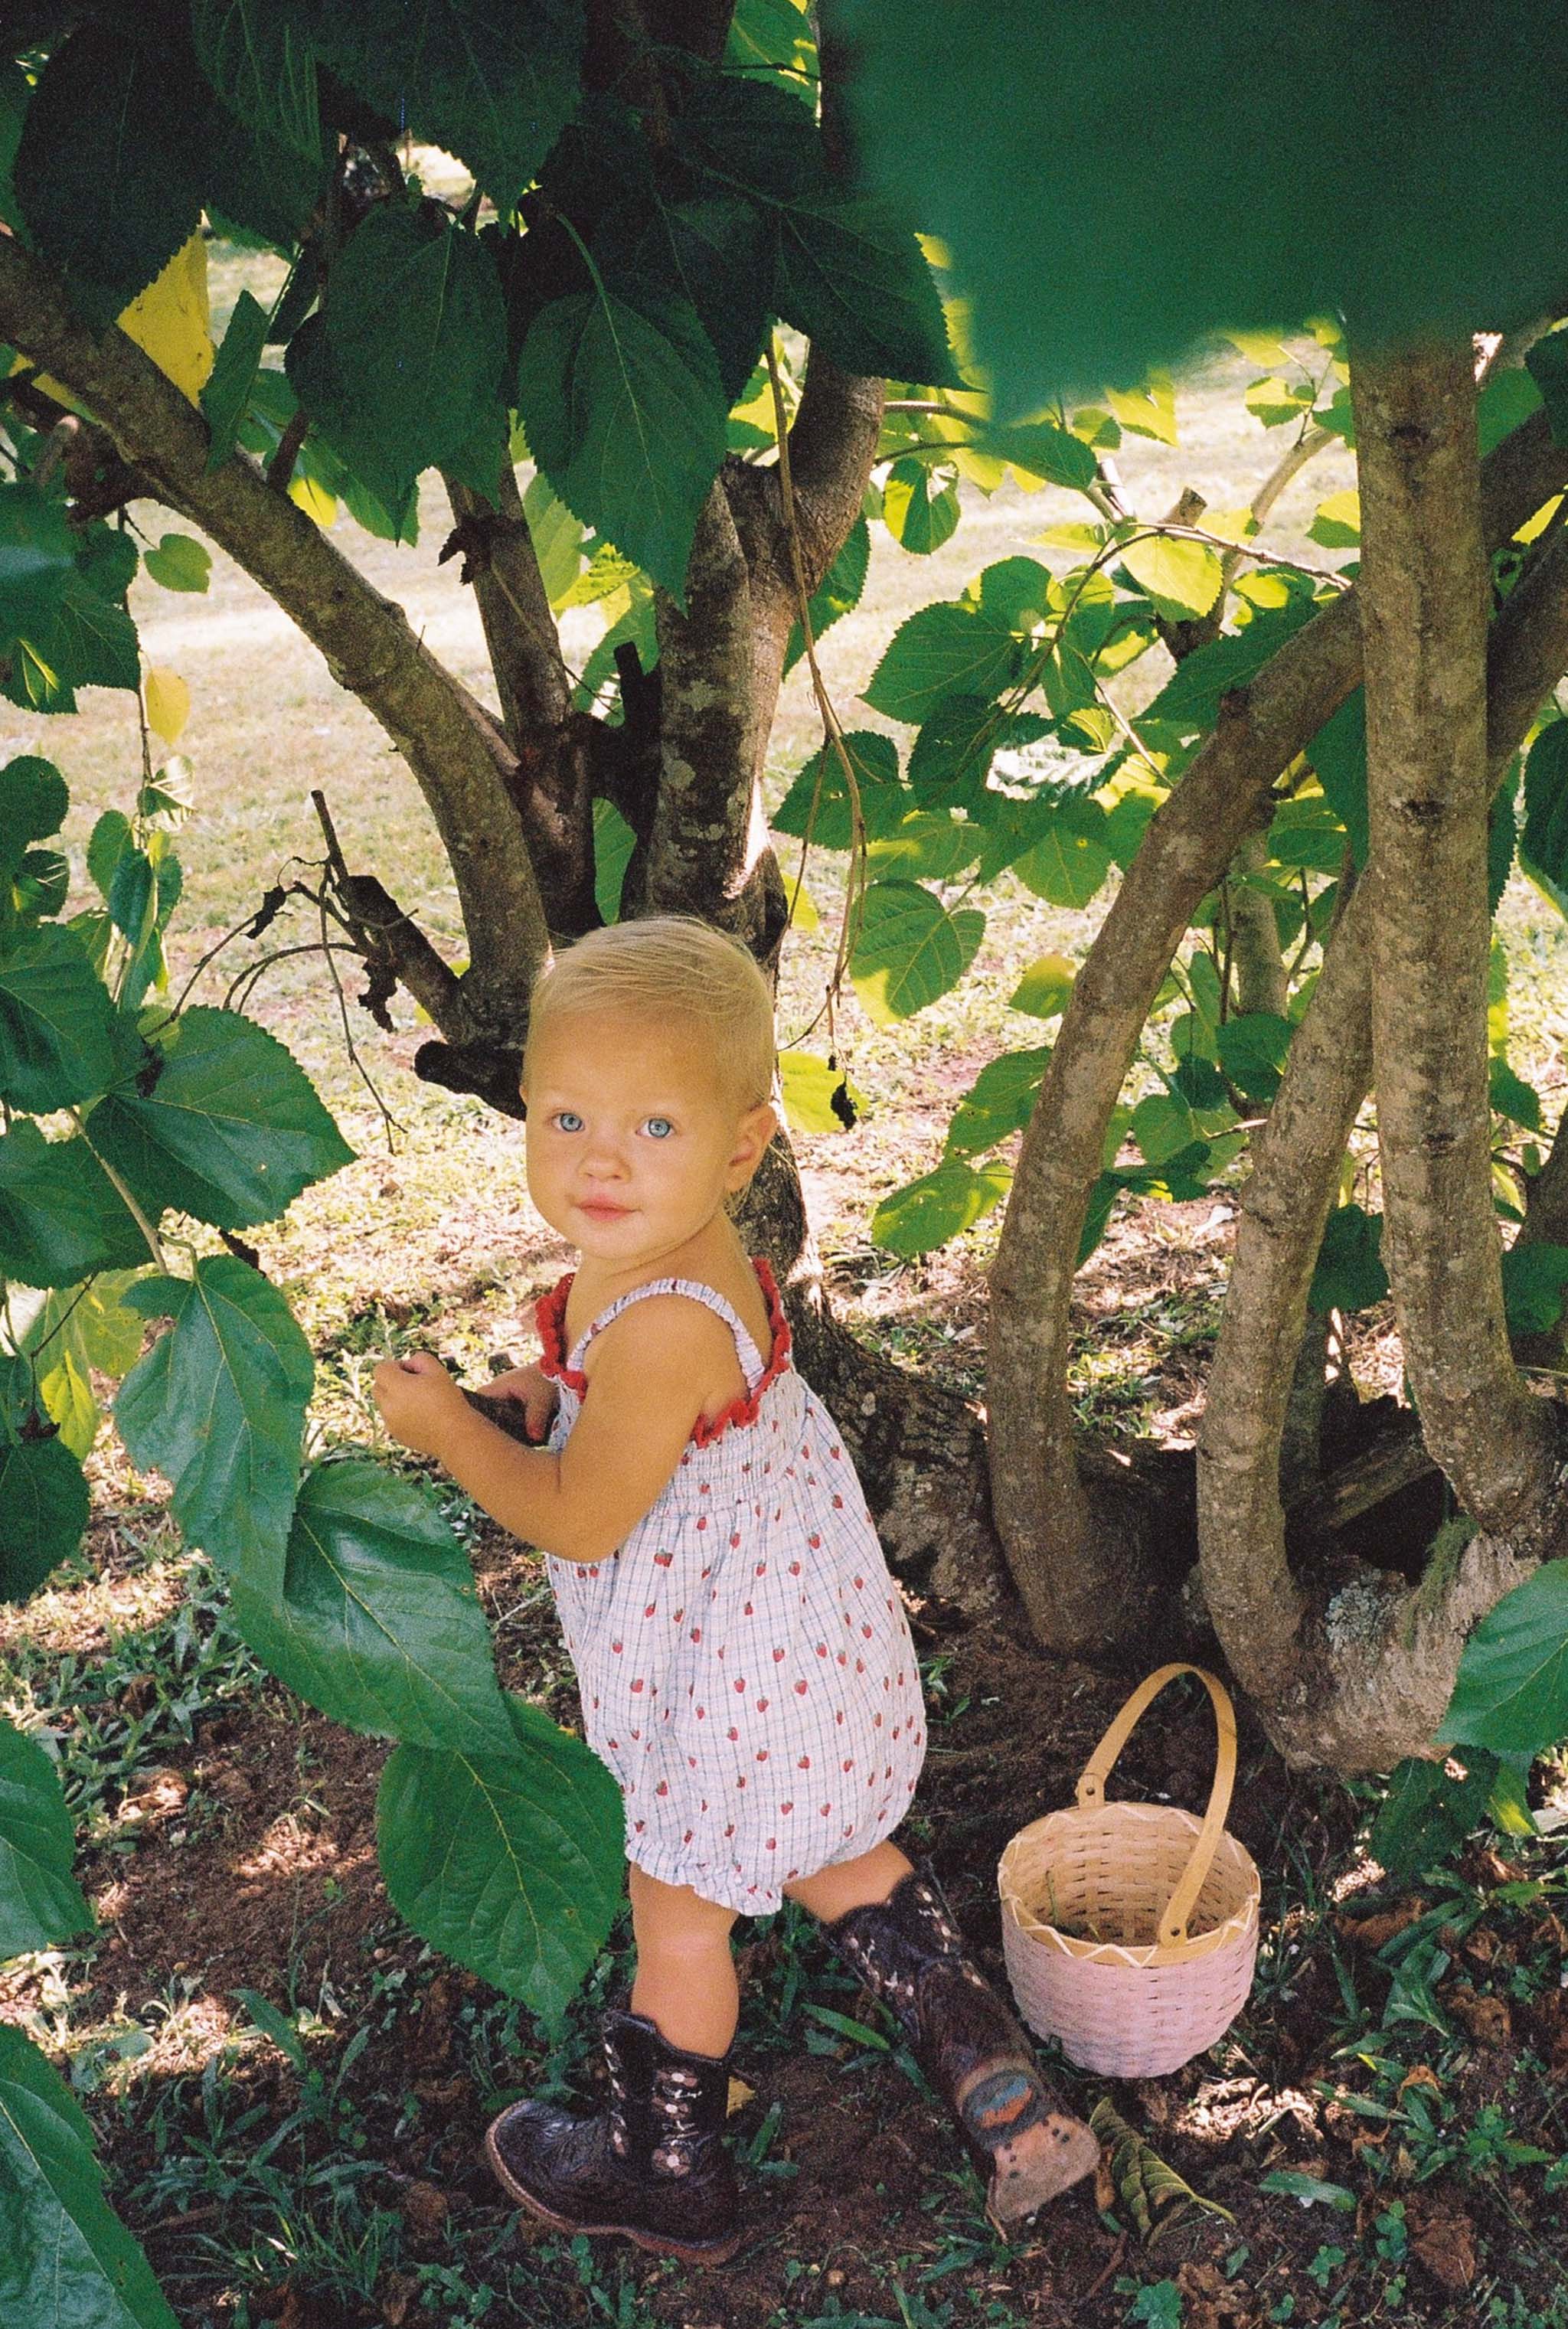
[45, 573, 141, 696]
[1130, 1092, 1203, 1166]
[882, 459, 959, 555]
[1090, 2096, 1233, 2242]
[871, 1157, 1011, 1256]
[725, 0, 816, 96]
[1527, 329, 1568, 449]
[87, 1007, 354, 1232]
[1137, 602, 1318, 739]
[835, 8, 1568, 414]
[775, 188, 958, 385]
[524, 472, 587, 606]
[1490, 1055, 1541, 1132]
[518, 281, 727, 606]
[906, 698, 1050, 815]
[191, 1, 322, 157]
[288, 205, 508, 514]
[1439, 1559, 1568, 1758]
[230, 1988, 309, 2073]
[87, 812, 132, 906]
[13, 24, 202, 330]
[1520, 718, 1568, 906]
[1214, 1010, 1292, 1103]
[944, 1047, 1050, 1155]
[1266, 793, 1349, 874]
[228, 1461, 517, 1756]
[201, 289, 273, 472]
[16, 849, 68, 920]
[0, 488, 77, 649]
[1244, 374, 1315, 429]
[1011, 799, 1112, 910]
[1308, 487, 1361, 547]
[377, 1693, 625, 2021]
[115, 1256, 315, 1580]
[0, 756, 69, 877]
[771, 731, 905, 851]
[1305, 691, 1369, 867]
[863, 603, 1020, 725]
[968, 419, 1099, 489]
[1370, 1752, 1500, 1884]
[0, 1125, 146, 1288]
[0, 926, 116, 1113]
[0, 1435, 90, 1605]
[142, 534, 211, 593]
[1256, 2171, 1357, 2213]
[17, 1272, 149, 1464]
[848, 880, 983, 1023]
[779, 1053, 861, 1135]
[591, 799, 635, 925]
[865, 812, 977, 884]
[784, 515, 868, 675]
[1103, 378, 1178, 446]
[312, 0, 585, 216]
[639, 194, 775, 408]
[0, 2022, 178, 2329]
[0, 1720, 92, 1958]
[1501, 1242, 1568, 1338]
[1310, 1204, 1388, 1314]
[1118, 534, 1223, 621]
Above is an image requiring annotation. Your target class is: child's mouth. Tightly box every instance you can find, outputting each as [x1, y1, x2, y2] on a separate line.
[577, 1198, 632, 1219]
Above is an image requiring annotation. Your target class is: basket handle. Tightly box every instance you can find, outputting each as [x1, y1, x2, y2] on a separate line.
[1074, 1662, 1238, 1948]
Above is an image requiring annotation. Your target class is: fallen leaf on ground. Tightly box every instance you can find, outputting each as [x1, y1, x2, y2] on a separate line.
[1412, 2210, 1478, 2290]
[1444, 1984, 1511, 2045]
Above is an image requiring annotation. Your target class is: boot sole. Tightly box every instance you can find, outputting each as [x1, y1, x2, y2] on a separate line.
[483, 2124, 743, 2267]
[983, 2111, 1100, 2228]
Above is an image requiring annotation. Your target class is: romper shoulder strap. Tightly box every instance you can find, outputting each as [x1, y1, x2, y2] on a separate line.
[568, 1274, 769, 1389]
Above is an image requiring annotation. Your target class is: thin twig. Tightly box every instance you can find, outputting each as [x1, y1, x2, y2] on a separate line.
[766, 337, 869, 1048]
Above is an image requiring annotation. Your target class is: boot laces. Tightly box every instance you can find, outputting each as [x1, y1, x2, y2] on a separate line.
[649, 2062, 704, 2177]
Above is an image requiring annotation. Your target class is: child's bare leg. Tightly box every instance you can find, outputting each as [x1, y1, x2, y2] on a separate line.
[627, 1862, 740, 2056]
[781, 1840, 913, 1922]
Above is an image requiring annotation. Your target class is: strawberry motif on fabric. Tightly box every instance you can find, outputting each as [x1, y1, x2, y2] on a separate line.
[537, 1259, 927, 1914]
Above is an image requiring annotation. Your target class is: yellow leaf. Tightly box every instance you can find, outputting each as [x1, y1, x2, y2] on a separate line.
[785, 878, 819, 933]
[144, 668, 191, 746]
[117, 234, 213, 405]
[289, 475, 338, 528]
[725, 2076, 754, 2116]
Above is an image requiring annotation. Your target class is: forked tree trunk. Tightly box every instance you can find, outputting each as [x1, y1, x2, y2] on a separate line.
[1196, 340, 1568, 1768]
[990, 404, 1568, 1665]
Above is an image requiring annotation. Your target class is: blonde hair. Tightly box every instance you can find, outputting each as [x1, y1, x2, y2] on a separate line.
[524, 916, 776, 1107]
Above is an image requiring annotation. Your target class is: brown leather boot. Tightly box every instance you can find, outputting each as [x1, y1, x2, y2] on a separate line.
[484, 2004, 742, 2265]
[821, 1859, 1099, 2229]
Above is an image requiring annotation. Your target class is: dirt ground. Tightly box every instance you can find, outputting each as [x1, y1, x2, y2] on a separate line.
[5, 1331, 1566, 2329]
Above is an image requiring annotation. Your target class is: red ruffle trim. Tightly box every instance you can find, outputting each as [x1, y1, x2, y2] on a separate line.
[533, 1256, 792, 1447]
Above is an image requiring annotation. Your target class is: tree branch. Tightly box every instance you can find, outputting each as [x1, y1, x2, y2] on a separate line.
[443, 461, 572, 741]
[0, 231, 550, 1045]
[986, 407, 1568, 1661]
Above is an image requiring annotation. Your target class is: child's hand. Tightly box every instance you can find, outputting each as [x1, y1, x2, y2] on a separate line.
[472, 1361, 559, 1444]
[372, 1350, 469, 1458]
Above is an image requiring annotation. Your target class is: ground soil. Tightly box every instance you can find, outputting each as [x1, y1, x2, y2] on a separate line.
[7, 1460, 1565, 2329]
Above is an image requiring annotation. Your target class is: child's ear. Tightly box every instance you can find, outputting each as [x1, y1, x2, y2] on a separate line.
[727, 1100, 778, 1186]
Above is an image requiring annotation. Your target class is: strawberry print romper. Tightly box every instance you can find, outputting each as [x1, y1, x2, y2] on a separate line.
[537, 1257, 927, 1915]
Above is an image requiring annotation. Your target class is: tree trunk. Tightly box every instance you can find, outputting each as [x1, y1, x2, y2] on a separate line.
[1192, 343, 1568, 1769]
[1353, 335, 1563, 1535]
[990, 406, 1568, 1663]
[1228, 832, 1290, 1019]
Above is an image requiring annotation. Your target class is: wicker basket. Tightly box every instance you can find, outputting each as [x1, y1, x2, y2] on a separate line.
[997, 1662, 1260, 2078]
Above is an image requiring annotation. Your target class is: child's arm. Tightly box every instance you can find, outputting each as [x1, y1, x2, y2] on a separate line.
[372, 1297, 737, 1563]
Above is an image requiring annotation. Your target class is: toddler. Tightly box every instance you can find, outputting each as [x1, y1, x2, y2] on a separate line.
[373, 916, 1096, 2265]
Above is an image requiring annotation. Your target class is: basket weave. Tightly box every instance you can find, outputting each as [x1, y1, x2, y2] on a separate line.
[998, 1663, 1260, 2078]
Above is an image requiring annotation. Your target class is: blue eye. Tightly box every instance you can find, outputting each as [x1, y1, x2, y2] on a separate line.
[554, 1110, 584, 1132]
[643, 1116, 675, 1139]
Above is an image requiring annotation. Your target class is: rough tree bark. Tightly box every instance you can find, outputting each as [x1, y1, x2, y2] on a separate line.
[1194, 367, 1568, 1769]
[989, 407, 1568, 1662]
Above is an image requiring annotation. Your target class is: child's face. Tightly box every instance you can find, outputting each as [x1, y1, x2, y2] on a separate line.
[522, 1008, 775, 1267]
